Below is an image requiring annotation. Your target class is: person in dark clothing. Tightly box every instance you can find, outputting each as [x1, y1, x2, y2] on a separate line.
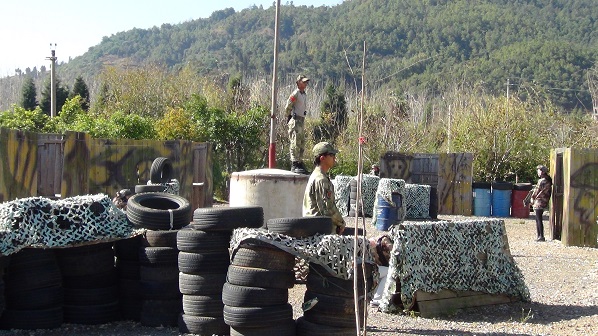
[530, 165, 552, 241]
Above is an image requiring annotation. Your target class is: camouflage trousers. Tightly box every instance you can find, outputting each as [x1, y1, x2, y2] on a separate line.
[288, 117, 305, 162]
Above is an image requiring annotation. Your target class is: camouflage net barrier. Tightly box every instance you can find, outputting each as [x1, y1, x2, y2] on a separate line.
[146, 178, 180, 195]
[333, 175, 353, 216]
[351, 174, 381, 217]
[231, 228, 379, 288]
[0, 194, 139, 256]
[379, 219, 530, 314]
[404, 183, 431, 219]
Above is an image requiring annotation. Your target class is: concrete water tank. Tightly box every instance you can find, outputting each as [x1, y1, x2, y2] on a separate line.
[229, 169, 309, 222]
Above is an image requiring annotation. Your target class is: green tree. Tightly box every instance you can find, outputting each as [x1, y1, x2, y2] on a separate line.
[70, 76, 90, 111]
[40, 78, 70, 116]
[0, 105, 51, 132]
[314, 84, 348, 142]
[20, 76, 37, 110]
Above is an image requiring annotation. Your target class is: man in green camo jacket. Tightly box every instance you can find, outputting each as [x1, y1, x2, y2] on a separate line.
[303, 142, 346, 234]
[285, 74, 310, 174]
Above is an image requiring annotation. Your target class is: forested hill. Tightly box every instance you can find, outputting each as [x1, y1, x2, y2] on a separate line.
[4, 0, 598, 111]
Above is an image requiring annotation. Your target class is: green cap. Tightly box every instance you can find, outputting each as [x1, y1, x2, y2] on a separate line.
[313, 142, 339, 157]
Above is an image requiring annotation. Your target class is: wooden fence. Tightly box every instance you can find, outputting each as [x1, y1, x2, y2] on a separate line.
[379, 152, 473, 216]
[550, 148, 598, 247]
[0, 128, 213, 209]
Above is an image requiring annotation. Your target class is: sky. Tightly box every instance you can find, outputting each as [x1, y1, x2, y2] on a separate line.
[0, 0, 343, 77]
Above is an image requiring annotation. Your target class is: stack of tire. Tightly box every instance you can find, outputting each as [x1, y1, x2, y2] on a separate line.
[134, 157, 174, 193]
[348, 179, 361, 217]
[114, 235, 143, 321]
[126, 191, 192, 327]
[178, 206, 264, 336]
[0, 255, 9, 316]
[0, 249, 63, 330]
[297, 262, 373, 335]
[55, 243, 120, 325]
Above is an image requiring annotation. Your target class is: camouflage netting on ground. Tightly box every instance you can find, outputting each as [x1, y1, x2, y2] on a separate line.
[231, 227, 379, 287]
[333, 175, 353, 216]
[404, 183, 431, 219]
[147, 179, 180, 195]
[371, 178, 406, 228]
[379, 219, 530, 314]
[0, 194, 139, 256]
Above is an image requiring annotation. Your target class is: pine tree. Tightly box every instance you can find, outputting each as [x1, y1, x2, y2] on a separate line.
[70, 76, 90, 111]
[20, 76, 37, 110]
[40, 78, 70, 116]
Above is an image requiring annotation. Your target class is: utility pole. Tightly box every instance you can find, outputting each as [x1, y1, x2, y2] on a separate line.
[268, 0, 281, 168]
[46, 43, 57, 118]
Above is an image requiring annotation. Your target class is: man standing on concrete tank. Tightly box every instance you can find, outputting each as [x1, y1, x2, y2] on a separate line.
[303, 142, 346, 234]
[285, 74, 310, 174]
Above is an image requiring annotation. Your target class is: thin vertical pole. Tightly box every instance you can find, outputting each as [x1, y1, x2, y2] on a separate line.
[46, 45, 57, 118]
[268, 0, 281, 168]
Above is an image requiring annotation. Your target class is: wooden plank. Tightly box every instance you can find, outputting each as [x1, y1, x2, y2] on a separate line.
[416, 290, 517, 318]
[380, 152, 413, 180]
[61, 132, 90, 197]
[416, 289, 482, 301]
[438, 153, 473, 216]
[563, 148, 598, 247]
[549, 149, 565, 240]
[0, 128, 38, 201]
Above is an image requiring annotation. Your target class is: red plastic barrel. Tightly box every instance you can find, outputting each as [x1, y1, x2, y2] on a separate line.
[511, 183, 533, 218]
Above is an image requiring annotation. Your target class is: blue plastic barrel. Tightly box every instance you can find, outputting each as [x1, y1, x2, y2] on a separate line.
[375, 192, 402, 231]
[473, 182, 492, 217]
[492, 182, 513, 217]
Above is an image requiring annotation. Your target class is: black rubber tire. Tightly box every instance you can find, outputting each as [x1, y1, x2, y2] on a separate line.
[150, 157, 174, 183]
[179, 272, 227, 295]
[182, 294, 224, 317]
[135, 184, 166, 193]
[5, 262, 62, 293]
[141, 229, 179, 247]
[306, 272, 372, 298]
[303, 291, 363, 328]
[231, 244, 294, 270]
[55, 243, 115, 277]
[127, 192, 191, 230]
[0, 306, 63, 330]
[178, 314, 229, 335]
[62, 269, 118, 289]
[223, 304, 293, 328]
[114, 236, 142, 261]
[191, 206, 264, 231]
[177, 228, 231, 253]
[231, 321, 297, 336]
[139, 265, 179, 282]
[226, 265, 294, 289]
[140, 299, 181, 327]
[139, 280, 181, 300]
[63, 301, 120, 325]
[120, 298, 142, 322]
[222, 282, 288, 307]
[265, 217, 334, 237]
[64, 286, 118, 305]
[138, 246, 179, 266]
[119, 278, 141, 300]
[178, 251, 230, 274]
[349, 191, 357, 199]
[5, 285, 63, 310]
[296, 316, 355, 336]
[116, 259, 140, 280]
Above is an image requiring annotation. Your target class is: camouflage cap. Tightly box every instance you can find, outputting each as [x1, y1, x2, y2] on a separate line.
[536, 165, 548, 172]
[313, 142, 339, 157]
[296, 74, 310, 83]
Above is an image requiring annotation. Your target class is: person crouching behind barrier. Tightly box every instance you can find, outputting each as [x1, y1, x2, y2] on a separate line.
[369, 234, 394, 307]
[112, 189, 132, 211]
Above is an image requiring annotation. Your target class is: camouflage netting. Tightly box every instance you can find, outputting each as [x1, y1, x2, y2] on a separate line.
[231, 228, 379, 287]
[333, 175, 353, 216]
[371, 178, 406, 227]
[0, 194, 139, 256]
[379, 219, 530, 314]
[404, 184, 431, 219]
[349, 174, 380, 217]
[146, 179, 180, 195]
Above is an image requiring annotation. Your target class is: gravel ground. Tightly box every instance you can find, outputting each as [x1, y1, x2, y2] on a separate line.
[1, 214, 596, 336]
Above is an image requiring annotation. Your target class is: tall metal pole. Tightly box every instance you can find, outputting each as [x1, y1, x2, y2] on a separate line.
[268, 0, 281, 168]
[46, 44, 57, 118]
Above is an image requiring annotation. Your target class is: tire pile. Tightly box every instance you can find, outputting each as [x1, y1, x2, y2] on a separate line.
[179, 206, 263, 335]
[298, 262, 373, 335]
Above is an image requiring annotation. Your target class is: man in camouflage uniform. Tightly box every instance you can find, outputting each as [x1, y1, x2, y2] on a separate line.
[285, 75, 310, 174]
[530, 164, 552, 242]
[303, 142, 346, 234]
